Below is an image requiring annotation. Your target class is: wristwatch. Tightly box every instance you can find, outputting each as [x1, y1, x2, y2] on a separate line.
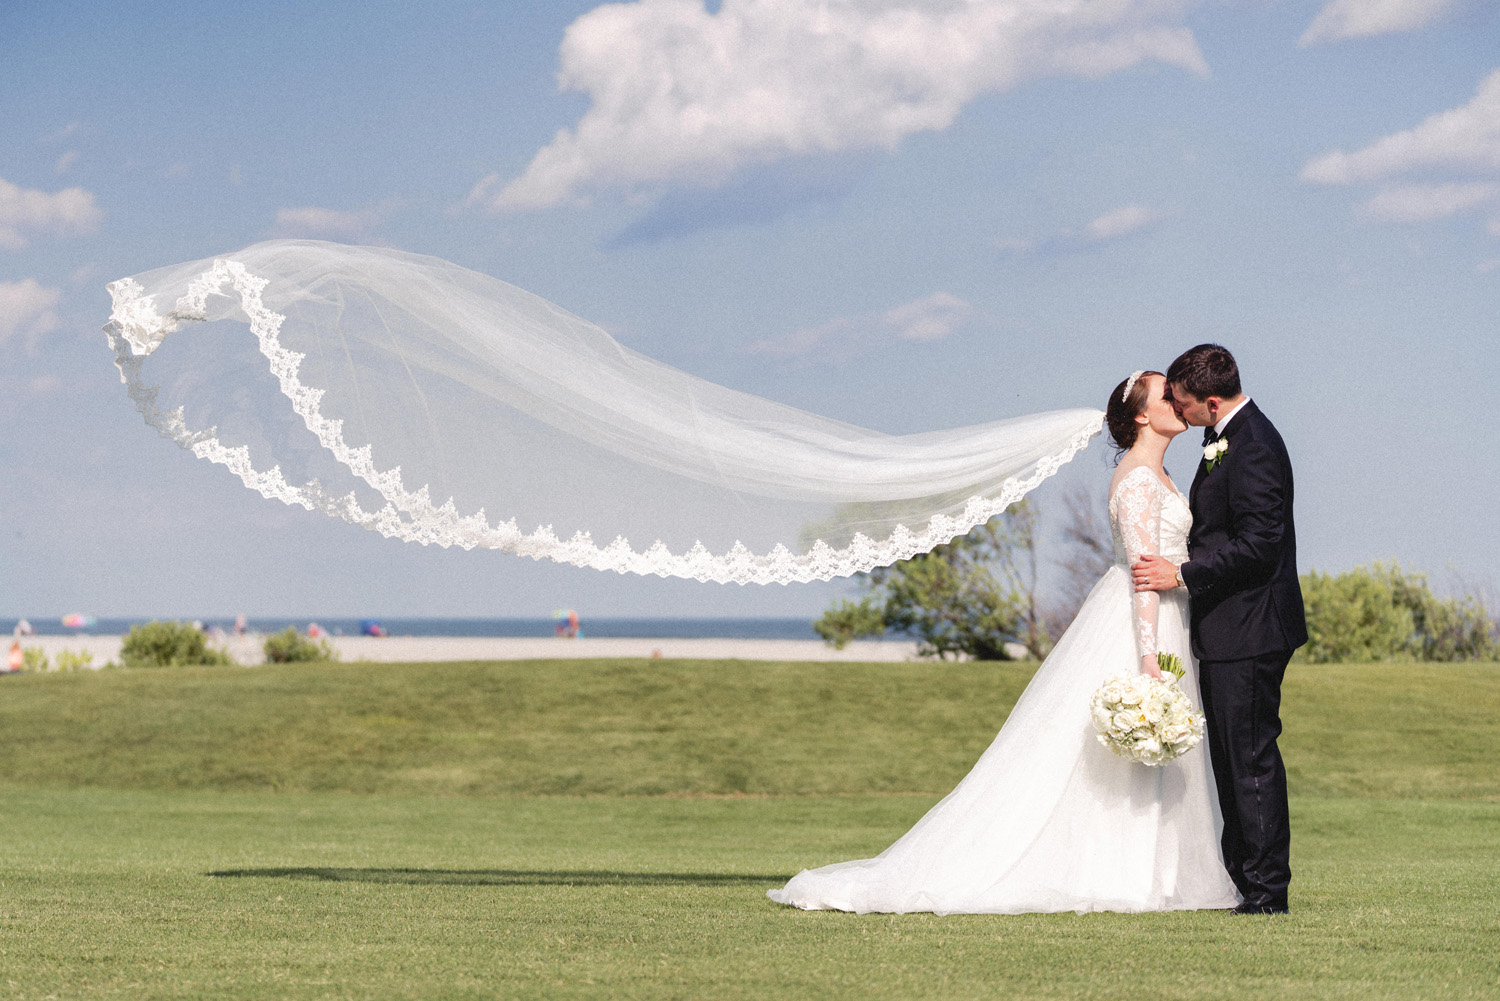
[1175, 564, 1186, 588]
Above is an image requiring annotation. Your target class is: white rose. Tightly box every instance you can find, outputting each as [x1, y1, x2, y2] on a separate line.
[1203, 443, 1218, 462]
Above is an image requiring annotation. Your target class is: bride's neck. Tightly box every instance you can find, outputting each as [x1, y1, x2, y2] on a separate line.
[1126, 431, 1170, 469]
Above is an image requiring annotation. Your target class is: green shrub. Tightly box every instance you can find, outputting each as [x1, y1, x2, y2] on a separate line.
[813, 597, 886, 649]
[262, 628, 337, 664]
[119, 621, 235, 668]
[1383, 566, 1499, 661]
[52, 649, 93, 672]
[1300, 566, 1414, 663]
[21, 647, 49, 672]
[1300, 563, 1499, 663]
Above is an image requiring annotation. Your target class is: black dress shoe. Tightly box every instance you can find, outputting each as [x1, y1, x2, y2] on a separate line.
[1232, 901, 1289, 915]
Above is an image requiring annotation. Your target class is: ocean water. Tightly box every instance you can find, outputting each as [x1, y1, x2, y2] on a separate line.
[3, 616, 827, 641]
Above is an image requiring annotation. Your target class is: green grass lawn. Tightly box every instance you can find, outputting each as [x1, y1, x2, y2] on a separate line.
[1, 659, 1497, 999]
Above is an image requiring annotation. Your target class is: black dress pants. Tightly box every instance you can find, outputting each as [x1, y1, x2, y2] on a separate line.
[1197, 650, 1293, 909]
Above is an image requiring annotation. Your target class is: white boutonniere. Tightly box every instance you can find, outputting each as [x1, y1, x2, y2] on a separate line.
[1203, 437, 1229, 472]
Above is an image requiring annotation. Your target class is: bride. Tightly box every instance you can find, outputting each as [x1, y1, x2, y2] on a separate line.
[768, 371, 1242, 915]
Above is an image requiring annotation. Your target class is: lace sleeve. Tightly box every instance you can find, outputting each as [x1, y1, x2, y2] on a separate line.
[1113, 469, 1165, 662]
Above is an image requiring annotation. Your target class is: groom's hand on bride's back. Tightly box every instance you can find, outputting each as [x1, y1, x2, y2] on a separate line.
[1132, 554, 1181, 592]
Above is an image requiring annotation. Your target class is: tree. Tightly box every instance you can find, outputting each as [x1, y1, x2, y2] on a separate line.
[1045, 482, 1113, 642]
[813, 501, 1048, 660]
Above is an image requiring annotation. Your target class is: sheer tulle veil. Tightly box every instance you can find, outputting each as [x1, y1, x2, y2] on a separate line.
[103, 239, 1103, 584]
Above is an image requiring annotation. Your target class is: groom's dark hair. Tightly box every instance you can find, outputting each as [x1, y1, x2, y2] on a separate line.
[1167, 344, 1241, 400]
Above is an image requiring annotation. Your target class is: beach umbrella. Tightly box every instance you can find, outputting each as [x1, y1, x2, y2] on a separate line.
[61, 613, 96, 629]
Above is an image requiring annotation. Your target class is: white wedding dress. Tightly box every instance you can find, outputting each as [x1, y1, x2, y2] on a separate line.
[768, 467, 1242, 914]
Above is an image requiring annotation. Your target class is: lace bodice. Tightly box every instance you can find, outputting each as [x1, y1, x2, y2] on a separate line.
[1107, 466, 1191, 661]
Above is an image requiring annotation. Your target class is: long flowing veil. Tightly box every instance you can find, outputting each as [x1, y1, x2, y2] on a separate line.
[103, 240, 1102, 584]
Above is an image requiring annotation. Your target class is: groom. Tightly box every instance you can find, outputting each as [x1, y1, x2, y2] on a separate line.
[1132, 344, 1307, 915]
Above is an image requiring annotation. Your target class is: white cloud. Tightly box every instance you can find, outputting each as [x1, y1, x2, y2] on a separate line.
[0, 176, 102, 251]
[272, 205, 384, 238]
[1360, 182, 1500, 222]
[1303, 70, 1500, 233]
[477, 0, 1208, 213]
[882, 291, 974, 342]
[0, 279, 63, 350]
[748, 315, 860, 361]
[1300, 0, 1457, 46]
[998, 202, 1163, 254]
[54, 151, 79, 174]
[1477, 257, 1500, 273]
[1083, 203, 1160, 241]
[1302, 71, 1500, 185]
[749, 290, 973, 361]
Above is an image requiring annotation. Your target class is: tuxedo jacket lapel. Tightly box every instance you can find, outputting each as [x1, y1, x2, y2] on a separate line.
[1189, 451, 1207, 508]
[1190, 400, 1256, 510]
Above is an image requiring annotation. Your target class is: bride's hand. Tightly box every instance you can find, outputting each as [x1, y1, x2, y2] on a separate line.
[1142, 654, 1163, 678]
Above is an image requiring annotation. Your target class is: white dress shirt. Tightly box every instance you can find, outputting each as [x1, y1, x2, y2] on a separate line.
[1214, 396, 1251, 436]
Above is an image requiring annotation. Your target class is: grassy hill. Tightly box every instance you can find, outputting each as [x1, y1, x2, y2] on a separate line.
[1, 657, 1496, 799]
[2, 658, 1497, 1000]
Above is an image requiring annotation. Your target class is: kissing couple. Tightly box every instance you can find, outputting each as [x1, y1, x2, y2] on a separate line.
[770, 343, 1307, 916]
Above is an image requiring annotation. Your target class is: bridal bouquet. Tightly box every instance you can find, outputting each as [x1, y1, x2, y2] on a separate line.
[1089, 655, 1206, 766]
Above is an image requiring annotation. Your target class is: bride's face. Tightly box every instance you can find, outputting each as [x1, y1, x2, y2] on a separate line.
[1139, 375, 1187, 438]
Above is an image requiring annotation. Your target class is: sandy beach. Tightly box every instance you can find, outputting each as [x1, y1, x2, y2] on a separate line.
[13, 634, 922, 667]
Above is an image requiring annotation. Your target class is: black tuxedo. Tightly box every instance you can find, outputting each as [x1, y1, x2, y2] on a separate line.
[1180, 399, 1305, 911]
[1183, 400, 1307, 659]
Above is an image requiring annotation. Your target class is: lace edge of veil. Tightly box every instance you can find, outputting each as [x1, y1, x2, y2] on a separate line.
[103, 258, 1103, 586]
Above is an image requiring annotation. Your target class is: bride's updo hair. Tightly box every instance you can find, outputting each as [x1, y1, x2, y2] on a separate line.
[1106, 370, 1162, 457]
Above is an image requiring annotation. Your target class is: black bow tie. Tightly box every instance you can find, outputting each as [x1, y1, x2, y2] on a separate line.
[1203, 427, 1220, 446]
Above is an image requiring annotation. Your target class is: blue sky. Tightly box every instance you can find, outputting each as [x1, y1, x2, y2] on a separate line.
[2, 0, 1497, 619]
